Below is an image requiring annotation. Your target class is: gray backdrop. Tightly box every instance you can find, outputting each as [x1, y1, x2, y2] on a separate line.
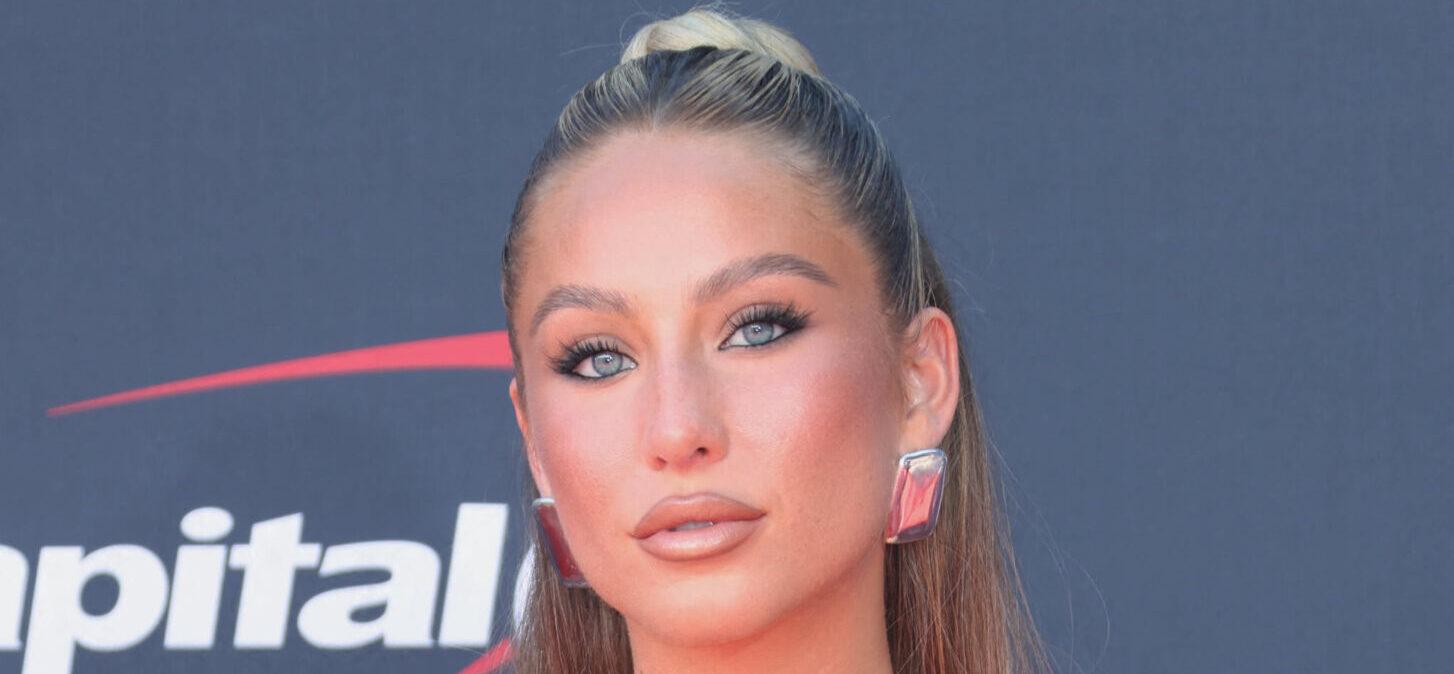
[1, 1, 1449, 673]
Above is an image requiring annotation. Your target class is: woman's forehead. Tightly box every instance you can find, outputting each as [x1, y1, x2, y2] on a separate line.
[520, 130, 870, 301]
[534, 130, 823, 233]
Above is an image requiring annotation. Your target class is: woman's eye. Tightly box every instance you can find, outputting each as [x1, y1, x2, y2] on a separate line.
[571, 350, 637, 380]
[554, 305, 807, 379]
[723, 320, 789, 348]
[720, 304, 811, 350]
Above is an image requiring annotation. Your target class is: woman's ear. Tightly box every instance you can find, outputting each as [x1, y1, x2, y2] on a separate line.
[897, 307, 960, 455]
[509, 376, 552, 496]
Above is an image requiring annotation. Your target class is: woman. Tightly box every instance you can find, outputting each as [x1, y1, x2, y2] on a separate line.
[498, 6, 1049, 673]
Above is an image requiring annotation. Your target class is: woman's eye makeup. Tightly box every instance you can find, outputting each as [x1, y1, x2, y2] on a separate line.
[548, 302, 813, 381]
[549, 336, 637, 380]
[721, 302, 811, 350]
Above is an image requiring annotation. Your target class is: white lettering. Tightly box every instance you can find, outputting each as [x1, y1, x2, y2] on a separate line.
[438, 503, 508, 647]
[164, 507, 235, 648]
[0, 502, 511, 669]
[512, 546, 534, 635]
[297, 541, 440, 648]
[23, 545, 168, 674]
[228, 513, 321, 648]
[0, 545, 27, 649]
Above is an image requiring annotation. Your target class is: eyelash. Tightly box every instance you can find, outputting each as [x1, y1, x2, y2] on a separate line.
[549, 302, 813, 381]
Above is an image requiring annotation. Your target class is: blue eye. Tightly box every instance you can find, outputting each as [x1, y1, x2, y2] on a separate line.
[728, 321, 784, 347]
[550, 337, 637, 381]
[720, 303, 811, 350]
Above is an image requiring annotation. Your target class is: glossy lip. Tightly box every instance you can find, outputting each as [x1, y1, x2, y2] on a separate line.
[630, 492, 766, 562]
[630, 491, 767, 540]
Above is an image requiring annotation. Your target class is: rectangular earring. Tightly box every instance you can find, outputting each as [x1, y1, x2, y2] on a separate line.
[884, 448, 947, 544]
[533, 497, 589, 587]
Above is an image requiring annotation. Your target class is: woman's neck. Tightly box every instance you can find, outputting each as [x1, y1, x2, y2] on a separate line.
[625, 547, 893, 674]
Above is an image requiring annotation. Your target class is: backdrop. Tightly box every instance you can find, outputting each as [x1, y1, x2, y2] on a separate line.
[2, 1, 1449, 673]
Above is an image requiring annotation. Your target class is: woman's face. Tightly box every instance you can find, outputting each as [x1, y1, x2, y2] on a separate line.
[508, 128, 949, 645]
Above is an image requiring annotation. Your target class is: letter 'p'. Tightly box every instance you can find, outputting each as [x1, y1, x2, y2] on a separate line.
[22, 545, 169, 674]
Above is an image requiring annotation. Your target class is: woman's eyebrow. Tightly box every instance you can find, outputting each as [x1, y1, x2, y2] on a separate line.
[529, 252, 837, 337]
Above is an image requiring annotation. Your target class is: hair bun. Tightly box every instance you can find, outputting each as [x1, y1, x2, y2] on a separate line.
[619, 6, 822, 76]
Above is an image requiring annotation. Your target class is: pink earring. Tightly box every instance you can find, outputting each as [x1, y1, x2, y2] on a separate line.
[533, 497, 588, 588]
[884, 448, 948, 544]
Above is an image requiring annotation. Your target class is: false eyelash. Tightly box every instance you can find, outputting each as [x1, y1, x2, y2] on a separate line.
[723, 302, 812, 347]
[550, 336, 621, 377]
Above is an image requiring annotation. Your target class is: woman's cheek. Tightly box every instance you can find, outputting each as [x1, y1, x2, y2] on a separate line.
[532, 395, 629, 559]
[723, 333, 896, 605]
[534, 377, 632, 476]
[745, 330, 897, 488]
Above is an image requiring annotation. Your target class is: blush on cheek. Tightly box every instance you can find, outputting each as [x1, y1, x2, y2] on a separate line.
[537, 433, 625, 511]
[530, 396, 640, 566]
[808, 331, 897, 440]
[753, 329, 901, 500]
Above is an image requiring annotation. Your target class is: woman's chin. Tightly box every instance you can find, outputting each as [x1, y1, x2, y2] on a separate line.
[615, 576, 783, 646]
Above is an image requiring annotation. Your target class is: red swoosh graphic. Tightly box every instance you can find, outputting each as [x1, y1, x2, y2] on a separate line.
[47, 330, 513, 416]
[457, 638, 513, 674]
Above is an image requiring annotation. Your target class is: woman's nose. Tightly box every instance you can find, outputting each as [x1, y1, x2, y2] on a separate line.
[640, 354, 727, 472]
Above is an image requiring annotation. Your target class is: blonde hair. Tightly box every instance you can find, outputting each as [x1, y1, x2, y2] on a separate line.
[500, 5, 1051, 673]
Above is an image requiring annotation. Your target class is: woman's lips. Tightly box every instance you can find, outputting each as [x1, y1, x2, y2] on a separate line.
[631, 491, 766, 562]
[635, 518, 763, 561]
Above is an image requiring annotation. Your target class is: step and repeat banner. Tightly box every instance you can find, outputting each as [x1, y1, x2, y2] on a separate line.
[3, 2, 1450, 674]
